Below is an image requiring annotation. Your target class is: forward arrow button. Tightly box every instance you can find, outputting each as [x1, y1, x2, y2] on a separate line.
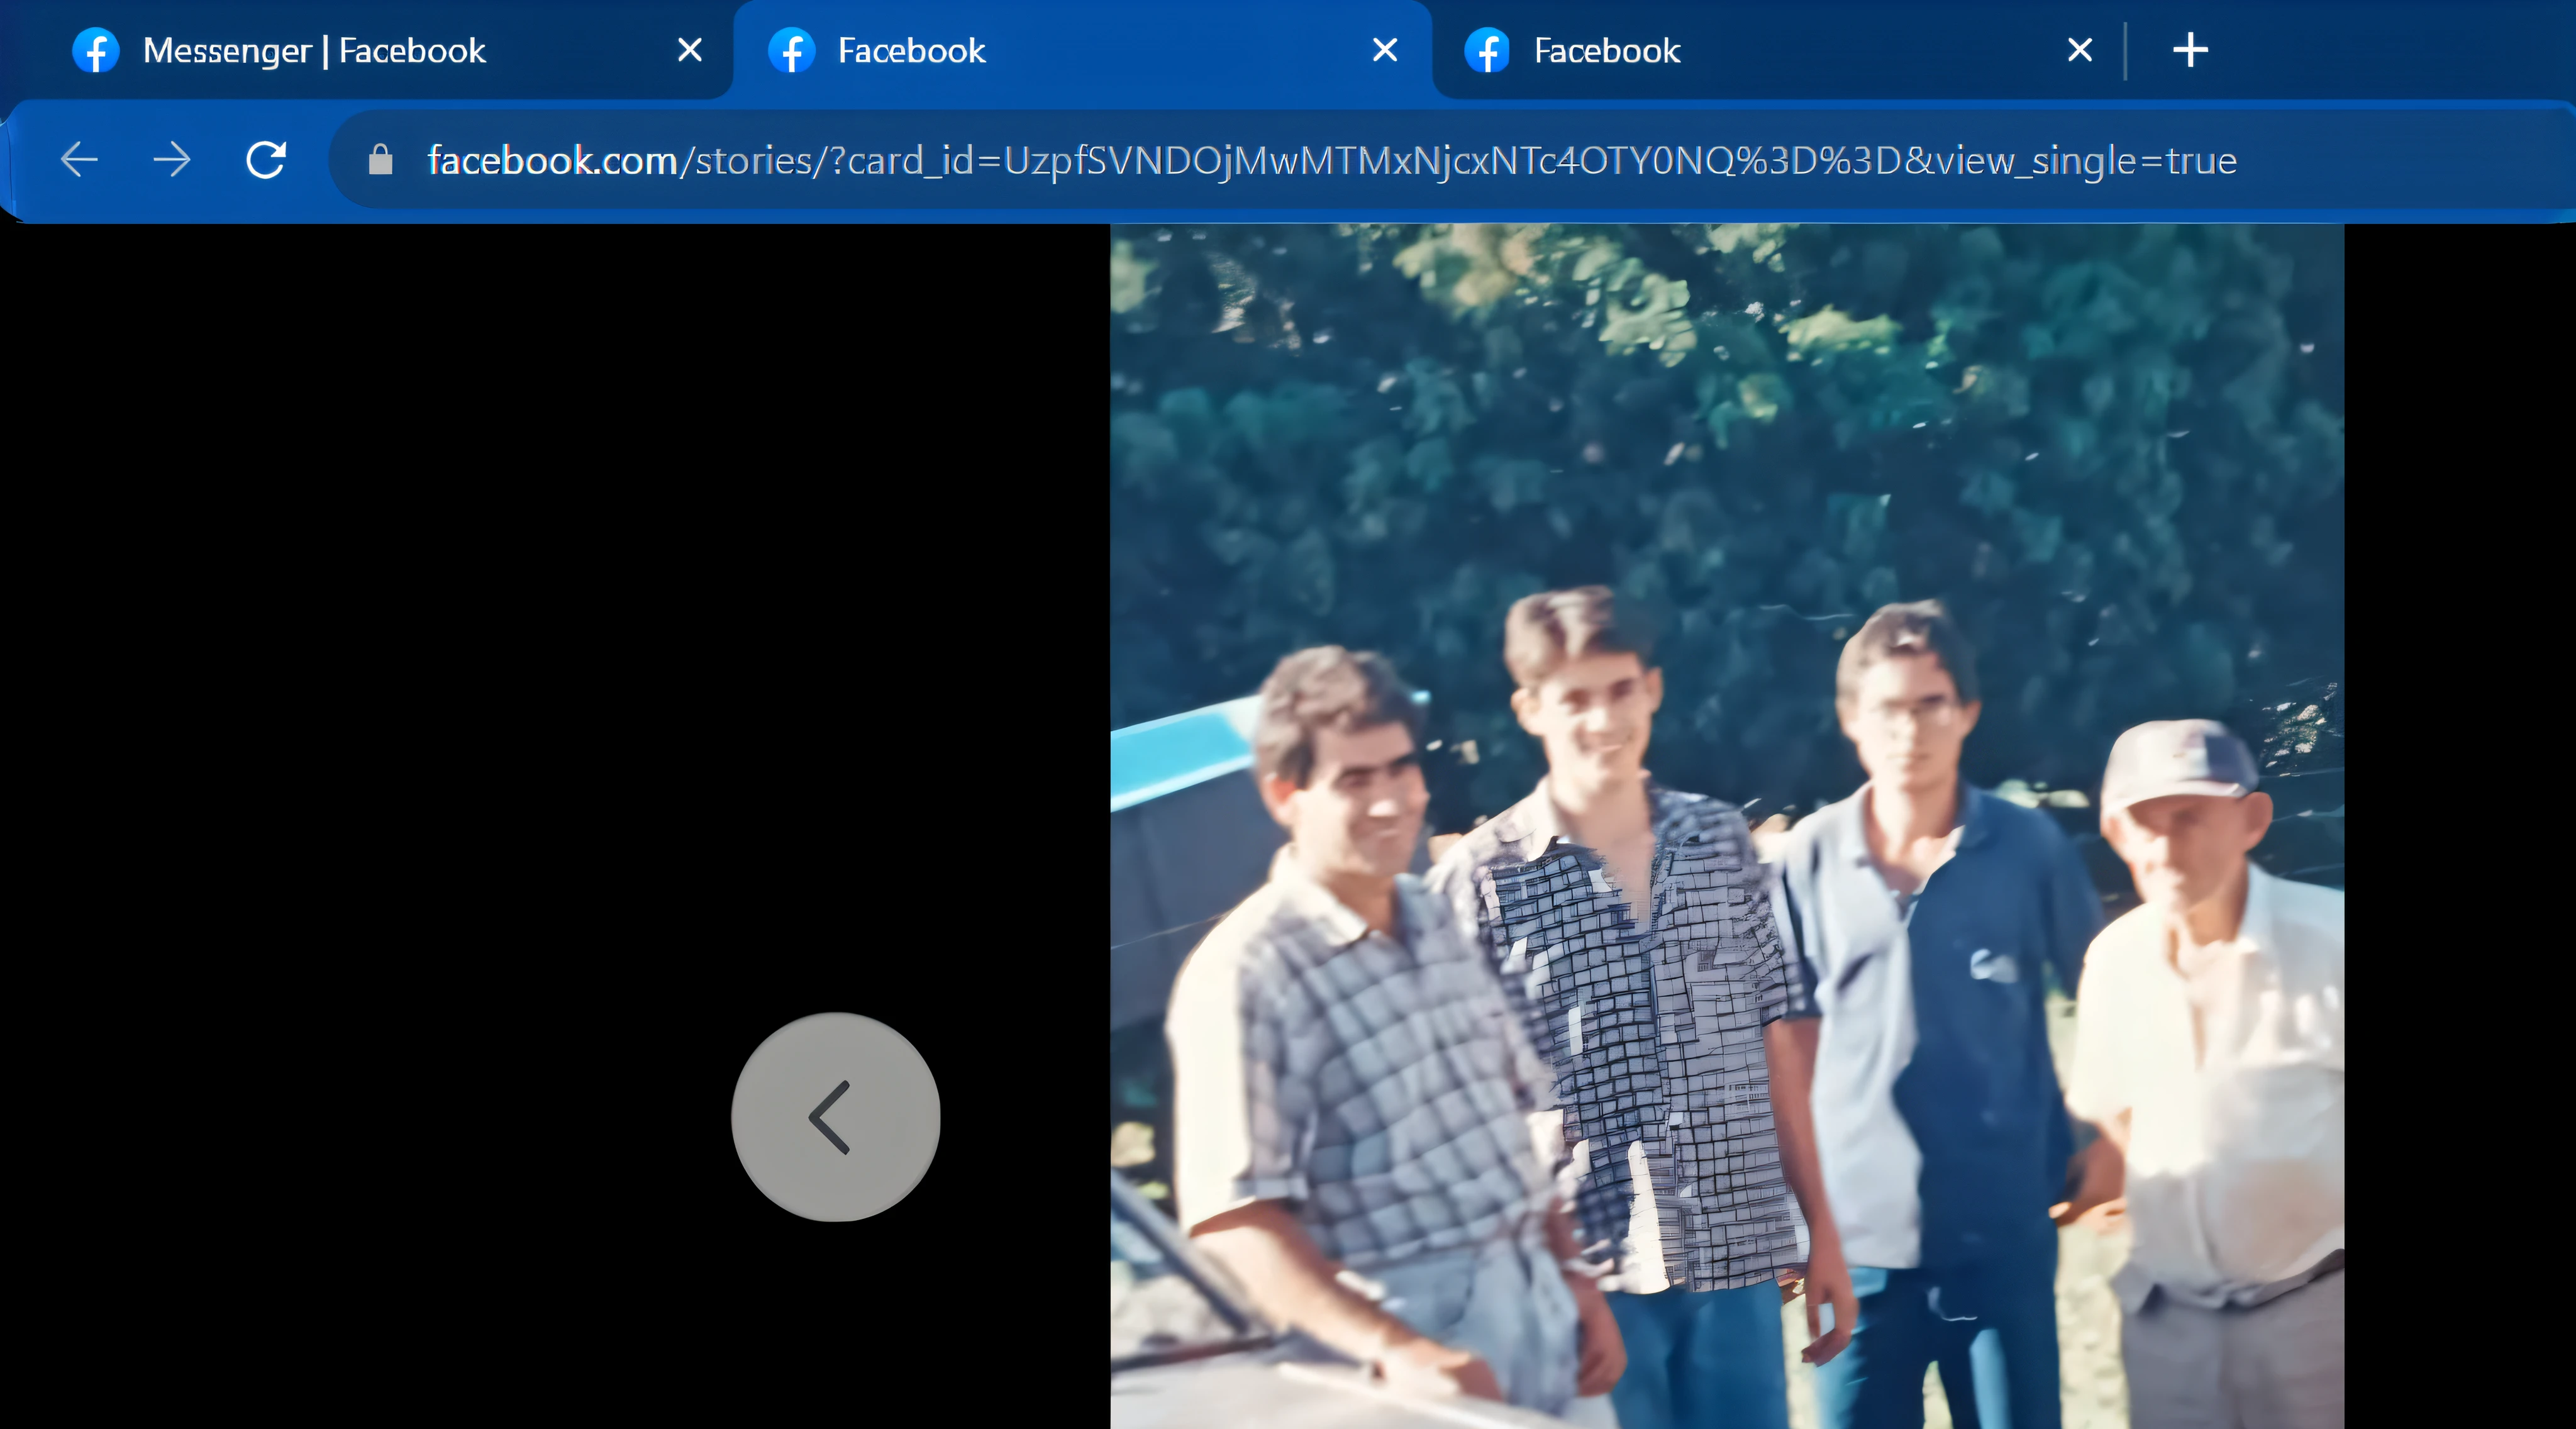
[154, 142, 191, 175]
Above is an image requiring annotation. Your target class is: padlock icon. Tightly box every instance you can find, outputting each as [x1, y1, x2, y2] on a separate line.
[369, 143, 393, 175]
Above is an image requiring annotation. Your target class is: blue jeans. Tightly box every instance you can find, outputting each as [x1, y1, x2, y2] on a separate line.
[1604, 1281, 1789, 1429]
[1812, 1230, 2060, 1429]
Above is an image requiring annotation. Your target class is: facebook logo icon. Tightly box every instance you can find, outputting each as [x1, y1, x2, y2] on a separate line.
[769, 27, 816, 73]
[1465, 27, 1509, 73]
[73, 27, 120, 73]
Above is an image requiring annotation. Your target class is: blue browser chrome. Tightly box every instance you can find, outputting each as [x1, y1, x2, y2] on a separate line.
[0, 0, 2566, 223]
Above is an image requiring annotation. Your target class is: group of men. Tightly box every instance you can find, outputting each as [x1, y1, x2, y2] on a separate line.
[1163, 587, 2345, 1429]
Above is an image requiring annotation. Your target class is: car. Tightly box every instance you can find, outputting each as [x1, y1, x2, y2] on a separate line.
[1111, 1172, 1576, 1429]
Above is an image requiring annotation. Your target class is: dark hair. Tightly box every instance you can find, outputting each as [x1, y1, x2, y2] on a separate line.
[1836, 600, 1981, 708]
[1252, 646, 1423, 788]
[1502, 586, 1656, 688]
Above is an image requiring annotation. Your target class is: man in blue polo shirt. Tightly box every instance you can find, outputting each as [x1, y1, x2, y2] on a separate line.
[1770, 601, 2102, 1429]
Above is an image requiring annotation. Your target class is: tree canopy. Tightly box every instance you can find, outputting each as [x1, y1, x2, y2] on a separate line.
[1109, 223, 2342, 885]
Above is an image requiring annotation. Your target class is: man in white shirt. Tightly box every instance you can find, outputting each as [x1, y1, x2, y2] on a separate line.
[2065, 719, 2344, 1429]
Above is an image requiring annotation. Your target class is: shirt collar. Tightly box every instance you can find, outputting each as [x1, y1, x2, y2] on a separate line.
[1504, 774, 1675, 859]
[1269, 844, 1408, 949]
[1828, 781, 1990, 872]
[1957, 785, 1999, 848]
[2234, 861, 2279, 953]
[2165, 861, 2280, 972]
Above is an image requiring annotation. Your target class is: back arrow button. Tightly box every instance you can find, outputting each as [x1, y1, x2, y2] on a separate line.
[62, 142, 97, 176]
[155, 142, 191, 175]
[809, 1079, 852, 1155]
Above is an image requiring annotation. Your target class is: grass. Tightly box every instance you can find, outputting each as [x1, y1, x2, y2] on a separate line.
[1780, 991, 2129, 1429]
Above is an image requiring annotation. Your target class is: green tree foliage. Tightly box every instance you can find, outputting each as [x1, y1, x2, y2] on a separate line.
[1109, 225, 2341, 882]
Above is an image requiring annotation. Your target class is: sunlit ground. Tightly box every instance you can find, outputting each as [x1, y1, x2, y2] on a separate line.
[1782, 991, 2129, 1429]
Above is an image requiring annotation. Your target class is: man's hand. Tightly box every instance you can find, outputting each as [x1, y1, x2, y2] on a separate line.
[1196, 1200, 1498, 1394]
[1380, 1337, 1504, 1401]
[2062, 1197, 2128, 1233]
[1796, 1240, 1855, 1365]
[1565, 1272, 1628, 1396]
[2051, 1135, 2125, 1229]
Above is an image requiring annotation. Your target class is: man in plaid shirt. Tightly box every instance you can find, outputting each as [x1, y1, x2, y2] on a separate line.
[1431, 587, 1855, 1429]
[1169, 645, 1626, 1417]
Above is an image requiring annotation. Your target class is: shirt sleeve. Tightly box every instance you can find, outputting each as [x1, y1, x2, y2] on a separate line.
[1430, 847, 1553, 1087]
[2315, 886, 2346, 1072]
[1430, 850, 1567, 1184]
[1165, 939, 1308, 1233]
[1772, 857, 1823, 1021]
[1424, 851, 1496, 965]
[1744, 818, 1798, 1025]
[2064, 933, 2128, 1125]
[1497, 974, 1558, 1116]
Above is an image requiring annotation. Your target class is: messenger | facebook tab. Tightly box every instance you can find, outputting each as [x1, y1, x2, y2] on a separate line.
[3, 3, 737, 102]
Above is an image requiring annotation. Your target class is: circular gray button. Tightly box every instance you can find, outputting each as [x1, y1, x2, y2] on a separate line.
[731, 1013, 940, 1222]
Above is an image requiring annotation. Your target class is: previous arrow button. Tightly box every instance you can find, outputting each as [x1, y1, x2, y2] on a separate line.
[809, 1079, 852, 1155]
[731, 1013, 938, 1221]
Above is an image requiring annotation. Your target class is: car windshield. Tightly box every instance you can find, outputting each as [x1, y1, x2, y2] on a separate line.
[1111, 1196, 1257, 1364]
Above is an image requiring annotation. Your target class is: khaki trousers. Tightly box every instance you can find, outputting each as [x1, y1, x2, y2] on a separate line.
[2122, 1268, 2343, 1429]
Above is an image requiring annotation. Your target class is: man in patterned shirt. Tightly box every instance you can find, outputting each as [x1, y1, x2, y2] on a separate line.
[1431, 587, 1856, 1429]
[1169, 645, 1627, 1416]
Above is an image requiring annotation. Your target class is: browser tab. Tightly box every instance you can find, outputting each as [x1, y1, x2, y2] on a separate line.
[5, 3, 738, 103]
[1422, 2, 2571, 100]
